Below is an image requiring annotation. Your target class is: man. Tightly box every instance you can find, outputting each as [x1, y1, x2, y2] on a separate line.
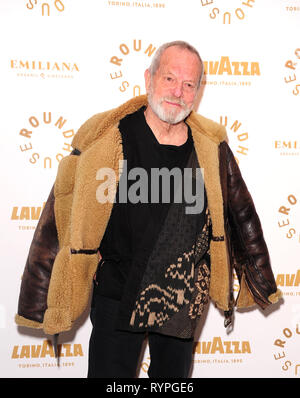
[16, 41, 282, 378]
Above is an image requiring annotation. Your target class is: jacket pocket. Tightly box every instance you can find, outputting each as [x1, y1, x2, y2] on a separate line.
[94, 258, 106, 285]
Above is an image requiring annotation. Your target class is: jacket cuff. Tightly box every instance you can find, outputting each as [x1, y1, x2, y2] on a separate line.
[15, 314, 43, 330]
[268, 289, 283, 304]
[43, 308, 72, 335]
[43, 246, 99, 335]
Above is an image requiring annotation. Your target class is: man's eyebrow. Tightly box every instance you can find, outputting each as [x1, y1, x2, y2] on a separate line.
[163, 71, 196, 81]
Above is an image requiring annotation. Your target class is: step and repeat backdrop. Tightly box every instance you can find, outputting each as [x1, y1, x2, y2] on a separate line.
[0, 0, 299, 378]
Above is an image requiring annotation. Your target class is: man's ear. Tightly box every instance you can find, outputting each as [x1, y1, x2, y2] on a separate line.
[144, 69, 151, 93]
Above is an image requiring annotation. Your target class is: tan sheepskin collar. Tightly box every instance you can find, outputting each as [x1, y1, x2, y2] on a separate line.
[72, 95, 227, 152]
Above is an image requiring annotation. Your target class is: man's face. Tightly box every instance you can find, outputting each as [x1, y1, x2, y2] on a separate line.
[145, 46, 202, 124]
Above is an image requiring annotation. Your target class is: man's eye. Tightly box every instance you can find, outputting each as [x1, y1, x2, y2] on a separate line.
[183, 82, 196, 92]
[185, 82, 195, 88]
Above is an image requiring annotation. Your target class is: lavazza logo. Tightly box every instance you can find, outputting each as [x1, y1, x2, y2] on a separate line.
[11, 202, 45, 232]
[25, 0, 65, 16]
[202, 56, 261, 88]
[107, 1, 166, 9]
[276, 269, 300, 297]
[192, 337, 251, 367]
[139, 337, 252, 373]
[11, 339, 84, 370]
[200, 0, 255, 24]
[284, 0, 300, 13]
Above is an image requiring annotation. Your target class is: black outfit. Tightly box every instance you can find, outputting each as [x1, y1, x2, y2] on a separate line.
[88, 296, 194, 378]
[96, 106, 194, 301]
[88, 107, 211, 378]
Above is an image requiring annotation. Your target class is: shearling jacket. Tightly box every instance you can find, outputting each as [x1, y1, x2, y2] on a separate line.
[15, 95, 282, 335]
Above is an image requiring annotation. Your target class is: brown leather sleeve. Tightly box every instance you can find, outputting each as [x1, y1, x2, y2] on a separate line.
[221, 142, 277, 307]
[17, 185, 59, 323]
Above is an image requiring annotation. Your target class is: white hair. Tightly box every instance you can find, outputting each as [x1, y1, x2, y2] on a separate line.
[148, 40, 204, 88]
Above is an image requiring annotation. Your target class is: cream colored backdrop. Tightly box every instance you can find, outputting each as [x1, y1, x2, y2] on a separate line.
[0, 0, 299, 378]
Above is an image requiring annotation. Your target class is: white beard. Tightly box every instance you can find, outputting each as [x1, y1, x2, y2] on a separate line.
[147, 88, 193, 125]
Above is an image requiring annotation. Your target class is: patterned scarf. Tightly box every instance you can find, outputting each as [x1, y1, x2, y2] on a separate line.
[129, 148, 212, 339]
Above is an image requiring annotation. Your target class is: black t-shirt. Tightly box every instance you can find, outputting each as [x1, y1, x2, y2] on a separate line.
[96, 106, 194, 300]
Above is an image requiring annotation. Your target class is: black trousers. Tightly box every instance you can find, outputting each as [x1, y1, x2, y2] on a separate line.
[87, 295, 194, 378]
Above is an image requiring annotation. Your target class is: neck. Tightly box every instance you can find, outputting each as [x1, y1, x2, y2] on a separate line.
[144, 105, 188, 145]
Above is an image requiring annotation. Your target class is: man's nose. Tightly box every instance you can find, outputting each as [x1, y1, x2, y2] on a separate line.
[172, 83, 183, 98]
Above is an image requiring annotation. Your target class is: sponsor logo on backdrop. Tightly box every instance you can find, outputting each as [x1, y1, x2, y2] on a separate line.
[11, 339, 83, 369]
[193, 337, 251, 366]
[274, 140, 299, 156]
[109, 42, 260, 95]
[277, 194, 299, 245]
[276, 270, 300, 297]
[284, 48, 300, 96]
[109, 39, 157, 99]
[11, 203, 45, 231]
[284, 1, 300, 12]
[219, 115, 249, 163]
[273, 324, 300, 377]
[11, 204, 45, 221]
[15, 112, 75, 230]
[202, 56, 260, 87]
[18, 112, 75, 169]
[25, 0, 65, 15]
[200, 0, 255, 24]
[10, 59, 79, 80]
[139, 337, 252, 373]
[107, 1, 165, 9]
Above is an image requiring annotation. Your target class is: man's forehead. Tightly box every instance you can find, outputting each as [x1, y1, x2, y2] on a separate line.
[157, 47, 202, 76]
[160, 46, 198, 62]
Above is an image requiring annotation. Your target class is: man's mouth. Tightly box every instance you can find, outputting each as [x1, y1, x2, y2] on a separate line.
[165, 100, 181, 107]
[163, 98, 186, 108]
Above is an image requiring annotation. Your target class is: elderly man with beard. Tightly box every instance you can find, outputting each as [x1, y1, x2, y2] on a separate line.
[16, 41, 281, 379]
